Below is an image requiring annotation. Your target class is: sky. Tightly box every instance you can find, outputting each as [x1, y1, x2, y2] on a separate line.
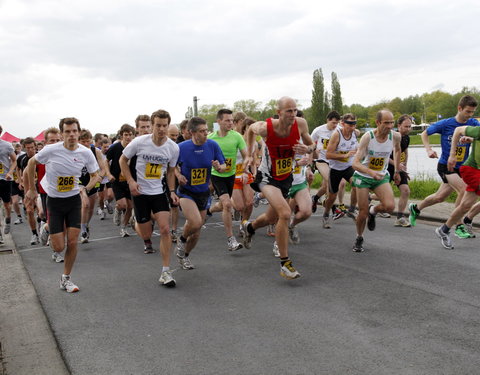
[1, 0, 479, 138]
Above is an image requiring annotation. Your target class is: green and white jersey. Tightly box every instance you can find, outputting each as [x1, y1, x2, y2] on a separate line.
[355, 130, 393, 178]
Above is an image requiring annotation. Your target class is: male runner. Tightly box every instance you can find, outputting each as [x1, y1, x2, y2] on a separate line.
[351, 110, 401, 252]
[242, 96, 314, 279]
[120, 110, 179, 286]
[409, 95, 479, 238]
[25, 117, 99, 292]
[106, 124, 135, 237]
[322, 113, 358, 229]
[436, 124, 480, 249]
[207, 109, 247, 251]
[0, 125, 17, 243]
[175, 117, 226, 270]
[167, 123, 180, 242]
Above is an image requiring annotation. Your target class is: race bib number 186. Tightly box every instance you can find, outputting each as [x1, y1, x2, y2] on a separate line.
[275, 157, 292, 176]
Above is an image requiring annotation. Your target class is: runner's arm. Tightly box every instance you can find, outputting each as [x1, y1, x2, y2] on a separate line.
[392, 132, 402, 184]
[25, 156, 39, 200]
[6, 152, 17, 180]
[420, 130, 438, 158]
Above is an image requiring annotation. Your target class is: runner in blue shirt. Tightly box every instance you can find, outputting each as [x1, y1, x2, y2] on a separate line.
[174, 117, 226, 270]
[409, 95, 480, 238]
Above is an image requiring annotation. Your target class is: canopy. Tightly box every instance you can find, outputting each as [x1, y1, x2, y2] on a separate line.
[0, 131, 20, 142]
[34, 131, 45, 141]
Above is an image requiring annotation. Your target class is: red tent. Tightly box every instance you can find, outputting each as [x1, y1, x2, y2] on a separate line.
[34, 131, 45, 141]
[0, 132, 20, 142]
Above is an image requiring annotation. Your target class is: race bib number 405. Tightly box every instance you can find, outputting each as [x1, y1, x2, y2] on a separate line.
[191, 168, 207, 185]
[57, 176, 74, 192]
[275, 157, 292, 176]
[145, 163, 162, 179]
[368, 157, 384, 171]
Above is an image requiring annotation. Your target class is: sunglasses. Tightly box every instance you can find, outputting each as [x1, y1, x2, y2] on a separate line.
[344, 120, 357, 125]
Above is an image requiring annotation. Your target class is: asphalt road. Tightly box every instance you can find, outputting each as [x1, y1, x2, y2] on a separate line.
[11, 207, 480, 375]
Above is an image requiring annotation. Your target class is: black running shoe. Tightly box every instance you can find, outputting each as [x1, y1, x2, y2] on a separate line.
[367, 205, 376, 231]
[352, 236, 364, 252]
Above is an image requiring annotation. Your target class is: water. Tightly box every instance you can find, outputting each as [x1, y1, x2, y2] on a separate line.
[407, 146, 442, 180]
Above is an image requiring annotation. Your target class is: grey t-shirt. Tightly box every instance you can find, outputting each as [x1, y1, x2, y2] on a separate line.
[0, 140, 14, 180]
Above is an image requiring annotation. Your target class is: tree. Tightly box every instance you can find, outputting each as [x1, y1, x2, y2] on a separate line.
[309, 68, 325, 128]
[323, 90, 331, 119]
[331, 72, 343, 112]
[233, 99, 261, 116]
[198, 104, 227, 128]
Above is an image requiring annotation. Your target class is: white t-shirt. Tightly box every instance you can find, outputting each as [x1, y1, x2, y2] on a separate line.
[37, 142, 99, 198]
[0, 140, 14, 180]
[122, 134, 179, 195]
[311, 124, 336, 162]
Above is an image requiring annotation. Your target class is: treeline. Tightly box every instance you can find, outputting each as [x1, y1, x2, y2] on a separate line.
[195, 68, 479, 133]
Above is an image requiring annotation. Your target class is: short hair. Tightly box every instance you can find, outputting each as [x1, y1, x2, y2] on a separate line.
[342, 113, 356, 122]
[0, 125, 2, 134]
[458, 95, 478, 109]
[100, 138, 109, 145]
[178, 119, 189, 132]
[187, 117, 207, 132]
[376, 109, 393, 123]
[216, 109, 233, 120]
[59, 117, 81, 132]
[135, 114, 151, 128]
[37, 141, 44, 147]
[94, 133, 104, 142]
[22, 137, 36, 146]
[119, 124, 135, 136]
[326, 111, 341, 121]
[44, 127, 60, 141]
[79, 129, 93, 140]
[397, 114, 412, 126]
[296, 109, 304, 118]
[233, 112, 247, 123]
[151, 110, 171, 125]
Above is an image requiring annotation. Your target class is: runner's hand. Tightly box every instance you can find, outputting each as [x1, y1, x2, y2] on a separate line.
[128, 180, 141, 196]
[427, 148, 438, 159]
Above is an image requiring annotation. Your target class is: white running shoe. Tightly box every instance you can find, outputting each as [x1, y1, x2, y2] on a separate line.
[39, 223, 49, 245]
[280, 260, 301, 280]
[394, 217, 411, 227]
[289, 225, 300, 244]
[96, 207, 103, 216]
[272, 241, 280, 257]
[60, 274, 79, 293]
[52, 252, 64, 263]
[241, 221, 253, 249]
[80, 232, 89, 244]
[120, 228, 130, 238]
[435, 226, 454, 250]
[30, 234, 40, 245]
[0, 232, 4, 244]
[99, 210, 106, 220]
[227, 236, 243, 251]
[14, 217, 23, 225]
[322, 216, 331, 229]
[179, 256, 195, 270]
[159, 270, 176, 287]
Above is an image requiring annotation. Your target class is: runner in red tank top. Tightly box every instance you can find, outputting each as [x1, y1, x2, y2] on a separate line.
[242, 96, 314, 280]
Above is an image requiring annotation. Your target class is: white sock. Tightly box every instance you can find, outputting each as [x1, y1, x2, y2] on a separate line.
[162, 266, 170, 272]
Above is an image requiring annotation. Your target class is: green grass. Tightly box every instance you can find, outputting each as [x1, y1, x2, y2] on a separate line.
[310, 171, 457, 203]
[408, 134, 440, 145]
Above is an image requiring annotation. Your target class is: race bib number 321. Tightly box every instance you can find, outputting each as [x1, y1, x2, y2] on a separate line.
[57, 176, 74, 192]
[191, 168, 207, 185]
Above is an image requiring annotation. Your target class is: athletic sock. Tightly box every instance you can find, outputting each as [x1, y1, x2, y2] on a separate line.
[280, 257, 289, 266]
[412, 204, 420, 214]
[144, 239, 152, 246]
[5, 217, 10, 224]
[162, 266, 170, 272]
[442, 224, 450, 234]
[397, 213, 403, 219]
[81, 224, 87, 233]
[179, 235, 187, 243]
[246, 223, 255, 235]
[464, 216, 473, 225]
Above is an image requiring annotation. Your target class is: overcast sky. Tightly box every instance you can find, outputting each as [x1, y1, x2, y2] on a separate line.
[1, 0, 479, 138]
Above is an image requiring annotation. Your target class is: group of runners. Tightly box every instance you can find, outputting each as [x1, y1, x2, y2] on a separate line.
[1, 94, 479, 292]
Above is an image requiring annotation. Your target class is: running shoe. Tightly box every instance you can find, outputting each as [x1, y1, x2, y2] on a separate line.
[267, 224, 275, 237]
[99, 210, 106, 221]
[96, 207, 103, 216]
[346, 209, 358, 221]
[113, 208, 121, 226]
[130, 214, 136, 229]
[289, 225, 300, 244]
[30, 234, 39, 245]
[60, 274, 79, 293]
[106, 201, 114, 215]
[463, 222, 476, 238]
[253, 192, 261, 208]
[144, 243, 156, 254]
[394, 217, 411, 227]
[159, 270, 176, 287]
[120, 228, 130, 238]
[408, 203, 419, 227]
[352, 236, 364, 252]
[238, 225, 245, 238]
[171, 229, 178, 243]
[241, 220, 254, 249]
[0, 232, 4, 244]
[322, 215, 331, 229]
[435, 226, 453, 249]
[227, 236, 243, 251]
[338, 203, 348, 213]
[13, 217, 23, 225]
[179, 256, 195, 270]
[80, 232, 89, 244]
[311, 195, 319, 213]
[52, 252, 64, 263]
[454, 224, 474, 239]
[280, 260, 301, 280]
[272, 241, 280, 257]
[367, 205, 376, 231]
[40, 223, 49, 246]
[175, 239, 186, 258]
[333, 207, 345, 221]
[378, 212, 391, 218]
[4, 221, 10, 235]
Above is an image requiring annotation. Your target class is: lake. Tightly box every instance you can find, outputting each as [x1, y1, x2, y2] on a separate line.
[407, 146, 442, 180]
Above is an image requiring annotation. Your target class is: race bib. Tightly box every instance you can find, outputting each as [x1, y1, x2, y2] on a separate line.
[338, 151, 349, 163]
[455, 146, 466, 162]
[57, 176, 74, 192]
[368, 157, 384, 171]
[400, 152, 406, 163]
[275, 157, 292, 176]
[145, 162, 162, 179]
[235, 164, 243, 176]
[224, 158, 233, 173]
[322, 139, 329, 150]
[191, 168, 207, 185]
[0, 164, 3, 174]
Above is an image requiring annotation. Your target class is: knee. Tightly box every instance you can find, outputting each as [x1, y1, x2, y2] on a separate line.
[277, 208, 291, 222]
[384, 202, 395, 213]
